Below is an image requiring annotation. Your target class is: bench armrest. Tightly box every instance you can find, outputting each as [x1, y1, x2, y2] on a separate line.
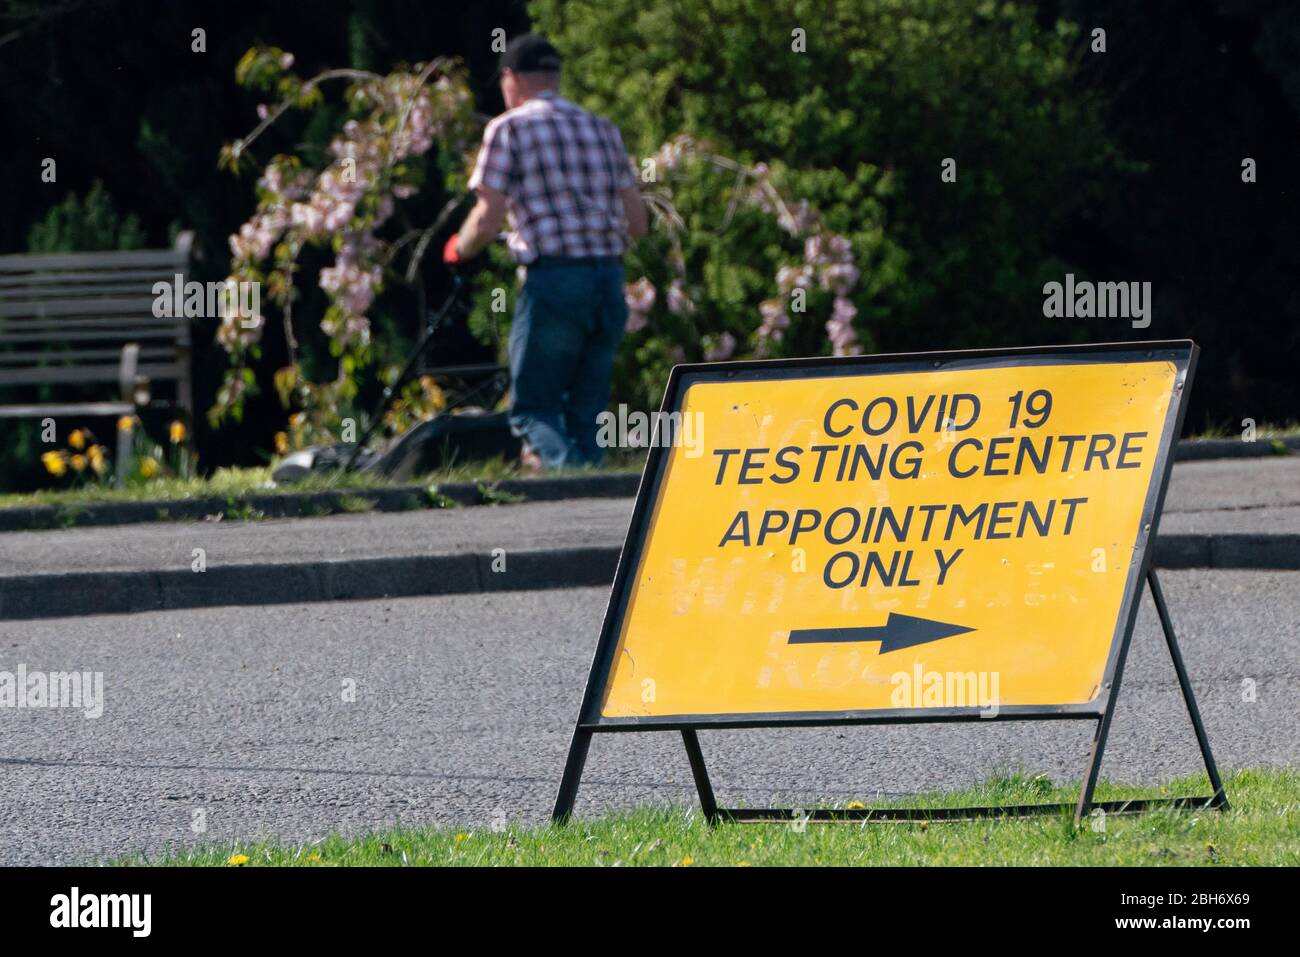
[117, 342, 150, 407]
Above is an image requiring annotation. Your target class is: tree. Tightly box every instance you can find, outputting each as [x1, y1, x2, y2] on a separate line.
[531, 0, 1121, 404]
[215, 46, 478, 448]
[26, 180, 145, 253]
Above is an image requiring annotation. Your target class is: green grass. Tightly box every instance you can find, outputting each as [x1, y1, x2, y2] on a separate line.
[128, 767, 1298, 867]
[1188, 420, 1300, 441]
[0, 466, 280, 508]
[0, 452, 645, 512]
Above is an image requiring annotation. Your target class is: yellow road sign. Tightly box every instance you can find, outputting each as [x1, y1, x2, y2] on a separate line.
[587, 343, 1194, 724]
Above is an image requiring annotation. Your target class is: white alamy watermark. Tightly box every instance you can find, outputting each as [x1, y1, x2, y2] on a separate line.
[891, 665, 1000, 718]
[152, 274, 260, 325]
[1042, 273, 1151, 329]
[0, 664, 103, 719]
[50, 887, 150, 937]
[596, 404, 705, 458]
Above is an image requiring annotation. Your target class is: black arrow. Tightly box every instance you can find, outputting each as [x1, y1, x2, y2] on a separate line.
[788, 613, 975, 654]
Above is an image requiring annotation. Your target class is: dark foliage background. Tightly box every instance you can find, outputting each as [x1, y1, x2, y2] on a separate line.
[1, 0, 1295, 488]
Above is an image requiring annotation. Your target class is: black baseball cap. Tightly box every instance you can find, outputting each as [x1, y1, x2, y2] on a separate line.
[493, 33, 562, 79]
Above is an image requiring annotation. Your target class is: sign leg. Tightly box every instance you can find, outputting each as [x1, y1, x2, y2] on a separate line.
[1147, 569, 1230, 810]
[1074, 716, 1110, 825]
[681, 729, 719, 824]
[551, 727, 593, 824]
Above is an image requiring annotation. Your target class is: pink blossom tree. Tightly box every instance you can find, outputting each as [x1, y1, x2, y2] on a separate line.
[216, 46, 477, 447]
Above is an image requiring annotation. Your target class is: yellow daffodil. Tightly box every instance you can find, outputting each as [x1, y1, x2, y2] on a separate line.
[419, 375, 446, 409]
[453, 832, 469, 843]
[227, 853, 249, 866]
[117, 415, 134, 434]
[139, 457, 159, 479]
[88, 446, 108, 475]
[168, 420, 186, 444]
[68, 429, 86, 450]
[274, 431, 289, 454]
[70, 454, 87, 473]
[41, 450, 67, 476]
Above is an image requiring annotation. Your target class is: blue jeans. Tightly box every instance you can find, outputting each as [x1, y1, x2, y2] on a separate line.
[508, 258, 627, 469]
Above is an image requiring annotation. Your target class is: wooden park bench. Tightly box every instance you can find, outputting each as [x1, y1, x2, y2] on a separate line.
[0, 233, 195, 484]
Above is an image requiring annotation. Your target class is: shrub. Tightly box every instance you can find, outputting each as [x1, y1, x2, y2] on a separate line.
[529, 0, 1120, 410]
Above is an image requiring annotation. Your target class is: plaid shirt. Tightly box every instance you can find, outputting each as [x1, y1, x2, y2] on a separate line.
[468, 91, 637, 264]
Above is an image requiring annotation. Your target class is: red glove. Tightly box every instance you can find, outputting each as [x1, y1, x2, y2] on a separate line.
[442, 233, 463, 266]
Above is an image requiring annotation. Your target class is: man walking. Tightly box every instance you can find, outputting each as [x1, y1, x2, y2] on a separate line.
[445, 33, 647, 470]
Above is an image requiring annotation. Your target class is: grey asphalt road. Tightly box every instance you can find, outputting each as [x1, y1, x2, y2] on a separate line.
[0, 457, 1295, 578]
[0, 568, 1295, 865]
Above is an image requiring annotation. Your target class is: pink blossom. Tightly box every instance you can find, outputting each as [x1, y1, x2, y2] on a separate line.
[666, 280, 696, 317]
[624, 277, 656, 332]
[703, 332, 737, 362]
[319, 309, 372, 349]
[216, 308, 263, 353]
[776, 264, 812, 296]
[785, 199, 814, 236]
[289, 202, 324, 236]
[820, 262, 860, 296]
[259, 164, 311, 202]
[322, 199, 356, 233]
[757, 298, 790, 349]
[652, 134, 694, 174]
[227, 212, 283, 262]
[827, 235, 853, 263]
[827, 296, 861, 357]
[220, 59, 483, 410]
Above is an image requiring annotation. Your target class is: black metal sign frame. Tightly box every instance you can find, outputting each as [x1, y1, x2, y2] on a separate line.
[553, 340, 1227, 824]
